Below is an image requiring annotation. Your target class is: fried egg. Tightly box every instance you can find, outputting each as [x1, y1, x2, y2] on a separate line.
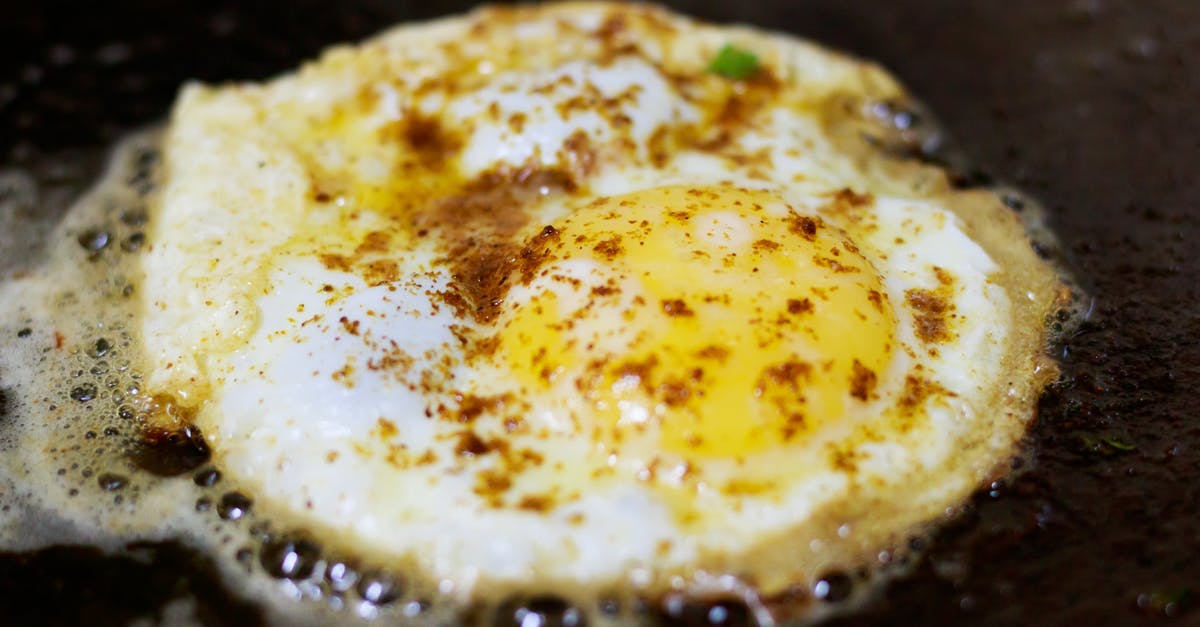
[0, 2, 1066, 622]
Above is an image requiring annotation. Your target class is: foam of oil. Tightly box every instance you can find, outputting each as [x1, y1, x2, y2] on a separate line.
[0, 132, 466, 627]
[0, 130, 768, 627]
[0, 108, 1081, 627]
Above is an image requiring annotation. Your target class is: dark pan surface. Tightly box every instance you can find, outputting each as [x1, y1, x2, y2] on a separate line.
[2, 1, 1198, 625]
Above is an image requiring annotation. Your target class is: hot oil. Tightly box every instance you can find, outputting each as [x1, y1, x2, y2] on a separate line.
[0, 132, 160, 551]
[0, 130, 777, 627]
[0, 93, 1082, 627]
[0, 131, 455, 626]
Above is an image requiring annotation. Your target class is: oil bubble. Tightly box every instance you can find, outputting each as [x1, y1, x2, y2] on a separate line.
[88, 338, 111, 358]
[77, 228, 110, 254]
[356, 570, 401, 605]
[193, 467, 221, 487]
[813, 572, 854, 602]
[495, 595, 586, 627]
[97, 473, 126, 491]
[260, 537, 321, 580]
[217, 492, 252, 521]
[70, 384, 97, 402]
[325, 560, 359, 593]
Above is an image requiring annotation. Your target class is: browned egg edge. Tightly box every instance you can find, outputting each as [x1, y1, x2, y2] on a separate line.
[0, 4, 1083, 626]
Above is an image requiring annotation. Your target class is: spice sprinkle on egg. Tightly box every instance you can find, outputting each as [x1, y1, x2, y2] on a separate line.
[0, 2, 1070, 624]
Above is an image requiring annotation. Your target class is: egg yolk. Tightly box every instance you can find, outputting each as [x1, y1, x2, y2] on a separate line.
[496, 186, 896, 459]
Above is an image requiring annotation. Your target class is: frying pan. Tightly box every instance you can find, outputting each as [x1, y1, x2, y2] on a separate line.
[2, 1, 1197, 625]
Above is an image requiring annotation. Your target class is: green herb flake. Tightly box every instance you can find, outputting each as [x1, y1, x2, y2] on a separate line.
[708, 44, 760, 80]
[1103, 436, 1136, 451]
[1074, 432, 1137, 458]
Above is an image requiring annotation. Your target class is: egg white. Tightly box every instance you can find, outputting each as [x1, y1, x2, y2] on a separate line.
[139, 1, 1063, 606]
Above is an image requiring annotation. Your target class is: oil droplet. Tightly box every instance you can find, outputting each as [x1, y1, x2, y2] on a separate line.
[97, 473, 126, 491]
[193, 467, 221, 487]
[217, 492, 252, 521]
[659, 594, 753, 626]
[813, 572, 854, 603]
[259, 537, 321, 580]
[120, 232, 145, 253]
[403, 599, 428, 618]
[597, 598, 621, 617]
[356, 570, 401, 605]
[88, 338, 111, 358]
[77, 228, 110, 253]
[120, 209, 148, 226]
[247, 522, 272, 543]
[495, 595, 586, 627]
[1001, 194, 1026, 211]
[70, 384, 97, 402]
[325, 560, 359, 592]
